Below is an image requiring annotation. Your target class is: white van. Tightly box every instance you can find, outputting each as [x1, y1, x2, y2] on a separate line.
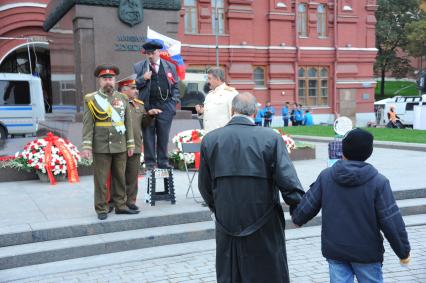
[0, 73, 45, 139]
[374, 95, 426, 126]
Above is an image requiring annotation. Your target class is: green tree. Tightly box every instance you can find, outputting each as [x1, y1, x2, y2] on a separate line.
[405, 18, 426, 71]
[375, 0, 422, 98]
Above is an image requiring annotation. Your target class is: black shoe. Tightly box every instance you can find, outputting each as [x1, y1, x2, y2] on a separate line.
[98, 213, 108, 220]
[108, 204, 114, 213]
[115, 208, 140, 214]
[127, 204, 139, 211]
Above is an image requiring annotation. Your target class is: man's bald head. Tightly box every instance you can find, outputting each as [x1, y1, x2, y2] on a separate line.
[232, 92, 257, 117]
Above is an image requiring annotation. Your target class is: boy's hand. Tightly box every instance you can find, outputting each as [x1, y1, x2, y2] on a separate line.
[400, 255, 411, 265]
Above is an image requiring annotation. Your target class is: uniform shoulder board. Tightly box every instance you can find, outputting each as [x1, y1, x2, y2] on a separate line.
[84, 91, 96, 101]
[117, 92, 129, 100]
[224, 86, 236, 91]
[134, 98, 144, 105]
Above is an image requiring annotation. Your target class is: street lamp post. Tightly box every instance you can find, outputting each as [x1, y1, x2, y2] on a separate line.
[214, 0, 219, 67]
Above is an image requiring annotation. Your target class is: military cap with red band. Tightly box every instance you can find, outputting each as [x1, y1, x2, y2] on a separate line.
[94, 64, 120, 78]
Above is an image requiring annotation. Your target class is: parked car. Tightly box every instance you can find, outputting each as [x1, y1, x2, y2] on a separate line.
[0, 73, 45, 139]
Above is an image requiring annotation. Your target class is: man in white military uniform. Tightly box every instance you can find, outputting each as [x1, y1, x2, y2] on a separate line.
[195, 67, 238, 133]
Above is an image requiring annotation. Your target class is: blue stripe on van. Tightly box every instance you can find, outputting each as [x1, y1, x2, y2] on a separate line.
[5, 124, 33, 127]
[0, 107, 32, 111]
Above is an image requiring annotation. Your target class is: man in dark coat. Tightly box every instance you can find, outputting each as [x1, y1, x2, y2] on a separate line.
[133, 40, 180, 168]
[198, 92, 305, 283]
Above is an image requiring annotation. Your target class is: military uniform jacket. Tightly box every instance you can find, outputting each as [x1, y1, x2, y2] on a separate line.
[128, 98, 152, 154]
[203, 83, 238, 133]
[82, 90, 135, 153]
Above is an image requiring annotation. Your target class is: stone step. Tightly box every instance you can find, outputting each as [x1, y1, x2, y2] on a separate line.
[1, 194, 425, 250]
[0, 213, 424, 275]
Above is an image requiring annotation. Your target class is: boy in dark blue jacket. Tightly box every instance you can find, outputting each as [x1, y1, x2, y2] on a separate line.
[292, 128, 410, 283]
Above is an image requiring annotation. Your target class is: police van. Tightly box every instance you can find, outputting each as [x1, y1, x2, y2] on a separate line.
[0, 73, 45, 139]
[374, 94, 426, 126]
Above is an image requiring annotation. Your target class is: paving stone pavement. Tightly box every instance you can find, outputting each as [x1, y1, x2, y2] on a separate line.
[13, 225, 426, 283]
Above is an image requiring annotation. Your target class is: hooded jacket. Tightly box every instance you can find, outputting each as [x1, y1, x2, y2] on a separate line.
[292, 160, 410, 263]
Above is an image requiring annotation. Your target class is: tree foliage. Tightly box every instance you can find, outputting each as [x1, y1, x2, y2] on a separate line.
[375, 0, 422, 97]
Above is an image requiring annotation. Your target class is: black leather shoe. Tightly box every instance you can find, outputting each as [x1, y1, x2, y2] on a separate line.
[108, 204, 114, 213]
[127, 204, 139, 211]
[115, 208, 140, 214]
[98, 213, 108, 220]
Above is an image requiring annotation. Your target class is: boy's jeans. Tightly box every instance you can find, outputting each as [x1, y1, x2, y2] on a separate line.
[327, 259, 383, 283]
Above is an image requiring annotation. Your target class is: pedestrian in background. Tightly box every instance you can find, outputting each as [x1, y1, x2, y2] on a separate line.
[254, 102, 263, 126]
[294, 104, 303, 126]
[262, 101, 275, 127]
[292, 128, 411, 283]
[195, 67, 238, 133]
[303, 109, 314, 126]
[282, 101, 290, 127]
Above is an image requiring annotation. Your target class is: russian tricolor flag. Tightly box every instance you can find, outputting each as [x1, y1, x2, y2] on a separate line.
[147, 27, 186, 80]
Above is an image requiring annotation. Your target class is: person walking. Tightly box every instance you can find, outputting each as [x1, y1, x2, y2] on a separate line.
[199, 92, 305, 283]
[281, 102, 290, 127]
[292, 128, 411, 283]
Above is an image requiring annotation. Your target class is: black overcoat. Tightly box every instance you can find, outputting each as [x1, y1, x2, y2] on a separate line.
[198, 116, 305, 283]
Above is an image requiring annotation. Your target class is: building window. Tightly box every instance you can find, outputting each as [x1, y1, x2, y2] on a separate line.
[184, 0, 198, 34]
[253, 67, 266, 87]
[0, 80, 31, 105]
[297, 4, 308, 37]
[317, 4, 327, 37]
[212, 0, 225, 34]
[298, 67, 329, 106]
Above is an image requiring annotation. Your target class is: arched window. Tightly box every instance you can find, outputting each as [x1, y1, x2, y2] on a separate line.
[184, 0, 198, 34]
[317, 4, 327, 37]
[297, 4, 308, 37]
[253, 67, 265, 87]
[298, 67, 329, 106]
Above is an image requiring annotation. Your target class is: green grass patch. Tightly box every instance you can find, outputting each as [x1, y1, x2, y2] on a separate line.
[279, 126, 426, 144]
[375, 80, 419, 100]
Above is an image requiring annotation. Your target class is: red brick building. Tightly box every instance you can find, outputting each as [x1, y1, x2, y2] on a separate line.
[178, 0, 378, 125]
[0, 0, 378, 125]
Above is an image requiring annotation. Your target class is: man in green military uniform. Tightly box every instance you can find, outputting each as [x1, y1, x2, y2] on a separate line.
[81, 65, 139, 220]
[117, 75, 162, 211]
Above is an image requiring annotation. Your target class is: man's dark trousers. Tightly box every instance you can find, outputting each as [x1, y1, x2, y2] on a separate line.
[142, 101, 174, 167]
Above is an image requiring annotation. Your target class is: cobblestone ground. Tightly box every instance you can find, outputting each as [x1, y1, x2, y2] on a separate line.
[19, 225, 426, 283]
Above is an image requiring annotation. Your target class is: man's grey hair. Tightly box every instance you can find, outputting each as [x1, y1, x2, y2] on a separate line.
[207, 67, 225, 82]
[232, 92, 257, 116]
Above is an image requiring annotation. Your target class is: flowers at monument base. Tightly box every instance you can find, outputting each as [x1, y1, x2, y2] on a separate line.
[170, 129, 205, 168]
[12, 132, 81, 184]
[273, 129, 297, 153]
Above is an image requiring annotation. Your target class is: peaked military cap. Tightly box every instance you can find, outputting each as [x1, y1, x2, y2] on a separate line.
[117, 74, 137, 88]
[94, 64, 120, 78]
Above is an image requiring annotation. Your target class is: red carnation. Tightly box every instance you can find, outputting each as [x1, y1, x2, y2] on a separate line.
[28, 160, 33, 164]
[32, 150, 36, 154]
[55, 160, 60, 165]
[58, 152, 63, 156]
[34, 165, 39, 170]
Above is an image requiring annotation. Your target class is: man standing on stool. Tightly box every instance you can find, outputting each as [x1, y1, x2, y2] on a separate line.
[117, 75, 162, 211]
[133, 40, 180, 169]
[81, 65, 139, 220]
